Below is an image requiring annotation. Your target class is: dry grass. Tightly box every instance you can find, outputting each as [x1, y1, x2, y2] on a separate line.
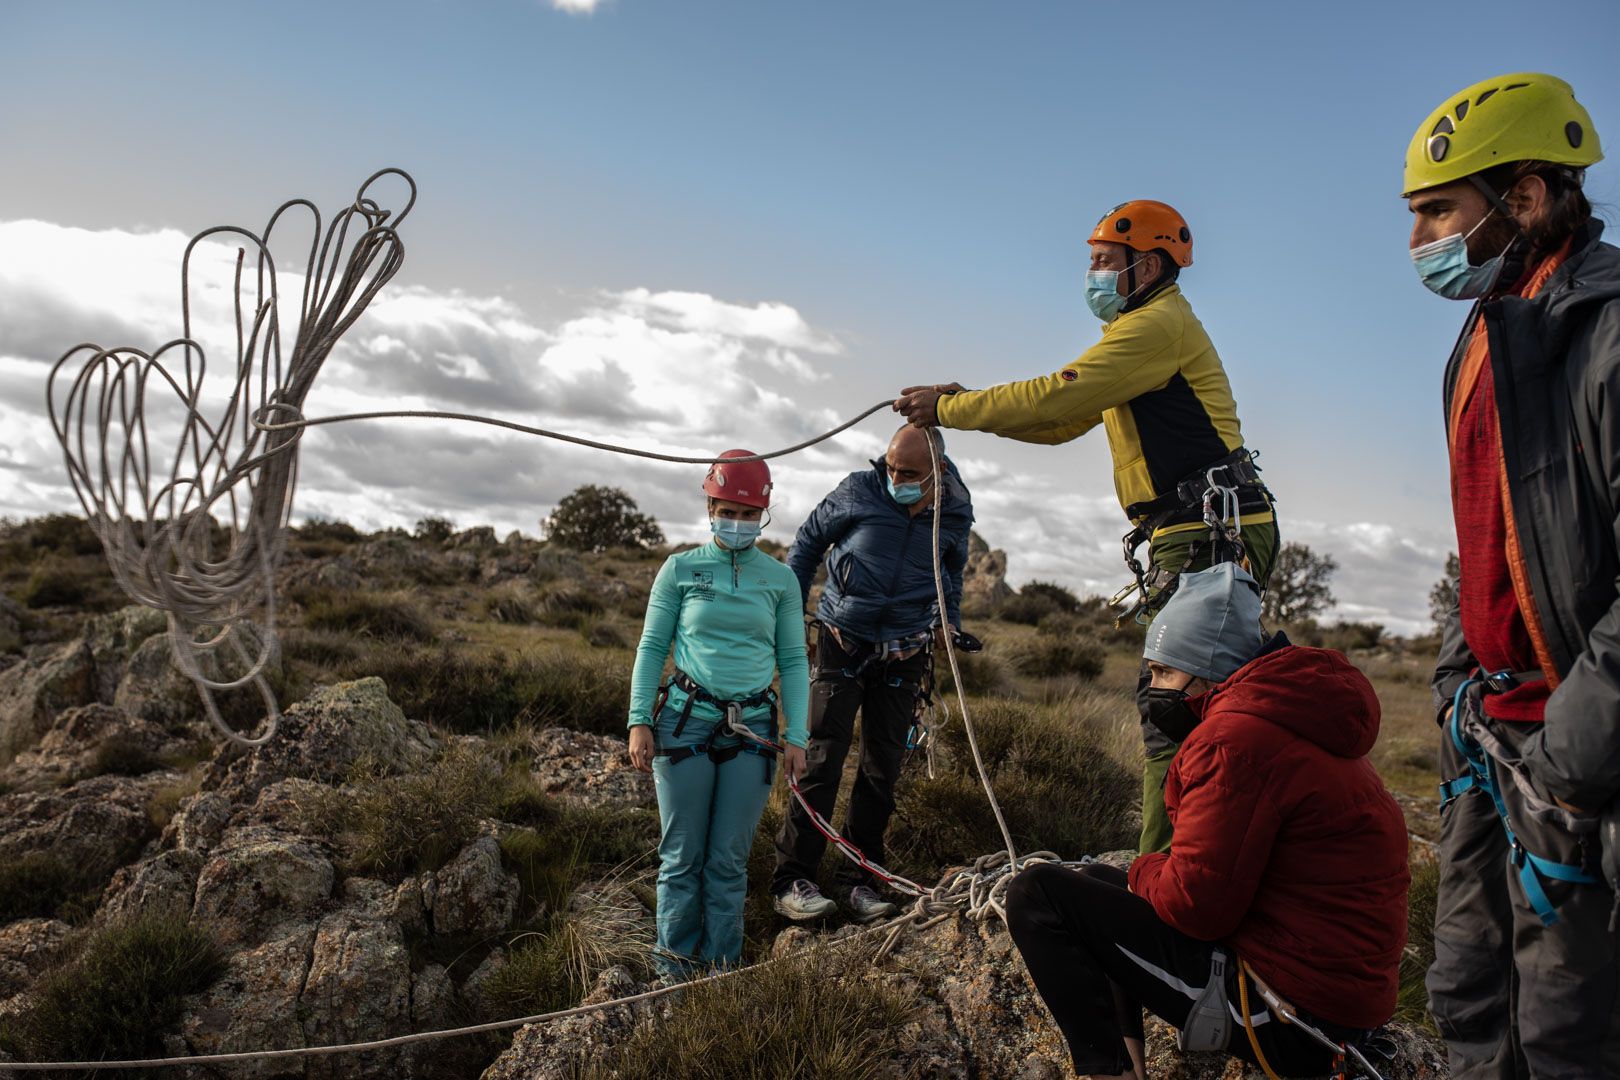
[573, 942, 914, 1080]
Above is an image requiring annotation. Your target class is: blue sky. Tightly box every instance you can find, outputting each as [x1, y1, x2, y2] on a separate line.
[2, 0, 1617, 633]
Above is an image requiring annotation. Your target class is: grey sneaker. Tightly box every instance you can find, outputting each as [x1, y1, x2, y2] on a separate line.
[847, 884, 898, 923]
[773, 879, 837, 921]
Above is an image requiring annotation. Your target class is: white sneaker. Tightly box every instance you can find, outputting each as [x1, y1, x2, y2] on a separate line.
[773, 879, 837, 921]
[846, 884, 898, 923]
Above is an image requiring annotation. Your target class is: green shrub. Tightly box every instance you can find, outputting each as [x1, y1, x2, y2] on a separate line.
[936, 649, 1006, 697]
[349, 645, 630, 735]
[543, 486, 664, 553]
[0, 852, 97, 924]
[530, 547, 585, 585]
[484, 584, 541, 625]
[289, 517, 363, 558]
[23, 513, 104, 555]
[891, 698, 1137, 870]
[23, 556, 93, 609]
[0, 913, 224, 1066]
[536, 584, 605, 629]
[578, 944, 913, 1080]
[997, 580, 1080, 625]
[1318, 620, 1386, 653]
[582, 618, 629, 649]
[83, 735, 165, 779]
[299, 587, 437, 642]
[280, 627, 362, 668]
[414, 516, 456, 544]
[1010, 633, 1105, 681]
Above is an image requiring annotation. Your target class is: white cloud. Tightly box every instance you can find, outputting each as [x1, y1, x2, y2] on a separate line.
[550, 0, 605, 13]
[0, 217, 1452, 637]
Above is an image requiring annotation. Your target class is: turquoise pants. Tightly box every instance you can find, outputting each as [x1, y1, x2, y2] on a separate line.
[651, 703, 775, 980]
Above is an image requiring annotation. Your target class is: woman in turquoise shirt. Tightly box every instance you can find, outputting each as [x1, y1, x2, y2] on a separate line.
[627, 449, 810, 980]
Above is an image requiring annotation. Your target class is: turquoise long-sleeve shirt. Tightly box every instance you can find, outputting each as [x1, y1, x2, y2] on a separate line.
[628, 540, 810, 748]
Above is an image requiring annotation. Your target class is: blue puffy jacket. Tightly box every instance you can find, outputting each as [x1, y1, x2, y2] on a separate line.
[787, 459, 973, 643]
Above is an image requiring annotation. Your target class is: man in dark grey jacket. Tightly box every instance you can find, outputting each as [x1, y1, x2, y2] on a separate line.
[772, 425, 972, 923]
[1404, 72, 1620, 1077]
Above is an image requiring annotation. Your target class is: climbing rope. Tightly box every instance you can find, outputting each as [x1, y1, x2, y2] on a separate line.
[46, 169, 417, 748]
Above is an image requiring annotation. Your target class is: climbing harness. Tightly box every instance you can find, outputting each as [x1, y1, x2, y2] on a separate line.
[1112, 447, 1271, 625]
[1179, 948, 1233, 1052]
[1438, 670, 1598, 926]
[1237, 958, 1393, 1080]
[652, 670, 780, 782]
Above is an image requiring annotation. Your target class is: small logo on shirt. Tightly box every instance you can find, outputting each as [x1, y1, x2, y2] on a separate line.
[692, 570, 715, 601]
[1060, 369, 1078, 382]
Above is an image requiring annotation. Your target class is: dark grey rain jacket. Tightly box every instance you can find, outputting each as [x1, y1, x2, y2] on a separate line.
[1432, 218, 1620, 810]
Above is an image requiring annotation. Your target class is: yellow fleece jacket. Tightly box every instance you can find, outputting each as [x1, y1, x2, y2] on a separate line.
[935, 285, 1264, 528]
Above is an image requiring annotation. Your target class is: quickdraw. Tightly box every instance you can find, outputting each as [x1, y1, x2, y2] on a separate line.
[1237, 958, 1395, 1080]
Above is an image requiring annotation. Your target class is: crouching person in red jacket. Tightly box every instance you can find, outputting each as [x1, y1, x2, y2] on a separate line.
[1007, 564, 1410, 1078]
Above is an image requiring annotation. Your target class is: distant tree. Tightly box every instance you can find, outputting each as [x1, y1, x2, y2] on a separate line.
[543, 486, 665, 553]
[1260, 542, 1338, 625]
[1429, 552, 1461, 633]
[414, 517, 455, 544]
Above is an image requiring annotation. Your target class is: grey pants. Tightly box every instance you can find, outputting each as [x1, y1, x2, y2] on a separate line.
[1428, 708, 1620, 1078]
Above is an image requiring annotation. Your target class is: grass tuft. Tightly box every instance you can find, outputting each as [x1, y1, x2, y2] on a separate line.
[0, 912, 224, 1067]
[575, 943, 914, 1080]
[298, 587, 438, 642]
[1396, 855, 1439, 1032]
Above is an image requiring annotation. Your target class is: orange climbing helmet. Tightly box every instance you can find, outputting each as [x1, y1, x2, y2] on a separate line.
[1088, 200, 1193, 267]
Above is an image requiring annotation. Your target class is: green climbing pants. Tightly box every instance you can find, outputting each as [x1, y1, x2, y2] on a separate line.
[1136, 519, 1279, 855]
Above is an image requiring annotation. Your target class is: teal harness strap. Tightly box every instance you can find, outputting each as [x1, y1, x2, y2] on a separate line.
[1440, 671, 1597, 927]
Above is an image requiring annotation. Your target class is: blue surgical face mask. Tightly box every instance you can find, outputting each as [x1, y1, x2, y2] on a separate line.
[1411, 211, 1512, 300]
[710, 517, 762, 548]
[1084, 257, 1145, 323]
[887, 474, 925, 505]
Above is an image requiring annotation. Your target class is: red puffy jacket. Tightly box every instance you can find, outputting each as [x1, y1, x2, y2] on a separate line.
[1128, 639, 1409, 1030]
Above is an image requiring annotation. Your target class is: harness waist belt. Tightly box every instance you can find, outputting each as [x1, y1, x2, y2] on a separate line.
[1124, 447, 1267, 525]
[653, 669, 780, 784]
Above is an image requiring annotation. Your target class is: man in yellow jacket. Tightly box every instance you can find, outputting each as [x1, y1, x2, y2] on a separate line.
[896, 200, 1278, 854]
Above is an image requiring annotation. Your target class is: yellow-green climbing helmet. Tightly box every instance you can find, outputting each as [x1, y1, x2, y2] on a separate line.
[1402, 72, 1602, 196]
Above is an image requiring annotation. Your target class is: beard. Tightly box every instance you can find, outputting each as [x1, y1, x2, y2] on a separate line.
[1464, 211, 1520, 266]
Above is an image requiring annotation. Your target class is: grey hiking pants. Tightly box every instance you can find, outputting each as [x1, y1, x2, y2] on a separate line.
[1428, 707, 1620, 1078]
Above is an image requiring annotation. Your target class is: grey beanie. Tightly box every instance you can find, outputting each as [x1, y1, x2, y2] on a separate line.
[1143, 563, 1264, 683]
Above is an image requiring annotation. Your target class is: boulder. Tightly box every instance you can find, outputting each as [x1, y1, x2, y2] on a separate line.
[430, 833, 519, 936]
[191, 827, 335, 945]
[0, 637, 94, 764]
[112, 632, 201, 726]
[0, 919, 71, 997]
[962, 533, 1013, 614]
[214, 678, 435, 800]
[99, 849, 205, 925]
[298, 913, 413, 1077]
[529, 727, 654, 810]
[479, 965, 647, 1080]
[84, 606, 168, 702]
[163, 790, 233, 855]
[171, 923, 318, 1080]
[0, 773, 157, 872]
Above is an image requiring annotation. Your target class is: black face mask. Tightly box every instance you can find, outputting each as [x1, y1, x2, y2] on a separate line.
[1145, 686, 1201, 744]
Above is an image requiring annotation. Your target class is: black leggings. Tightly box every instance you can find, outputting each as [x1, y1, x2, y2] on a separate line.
[1006, 862, 1347, 1076]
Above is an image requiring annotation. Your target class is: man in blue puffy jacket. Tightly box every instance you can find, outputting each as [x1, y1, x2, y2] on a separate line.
[773, 425, 974, 922]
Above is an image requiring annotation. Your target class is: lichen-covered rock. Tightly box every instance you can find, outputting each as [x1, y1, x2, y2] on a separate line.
[298, 913, 413, 1076]
[99, 848, 205, 925]
[5, 700, 197, 789]
[962, 532, 1013, 614]
[340, 876, 428, 937]
[430, 833, 519, 935]
[410, 962, 454, 1031]
[0, 919, 71, 997]
[171, 923, 317, 1080]
[214, 678, 435, 799]
[0, 636, 94, 764]
[192, 828, 335, 945]
[84, 605, 168, 702]
[529, 727, 653, 809]
[113, 632, 200, 725]
[164, 790, 233, 855]
[0, 773, 157, 871]
[480, 965, 650, 1080]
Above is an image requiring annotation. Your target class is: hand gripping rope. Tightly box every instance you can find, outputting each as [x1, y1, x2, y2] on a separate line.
[18, 176, 1091, 1071]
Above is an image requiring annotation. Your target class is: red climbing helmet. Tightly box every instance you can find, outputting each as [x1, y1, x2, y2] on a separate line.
[703, 449, 772, 508]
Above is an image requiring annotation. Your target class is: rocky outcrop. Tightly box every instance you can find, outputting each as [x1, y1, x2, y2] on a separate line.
[429, 832, 519, 936]
[191, 827, 336, 946]
[0, 919, 71, 998]
[962, 530, 1013, 615]
[527, 727, 653, 809]
[213, 678, 435, 800]
[0, 637, 94, 764]
[0, 772, 157, 871]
